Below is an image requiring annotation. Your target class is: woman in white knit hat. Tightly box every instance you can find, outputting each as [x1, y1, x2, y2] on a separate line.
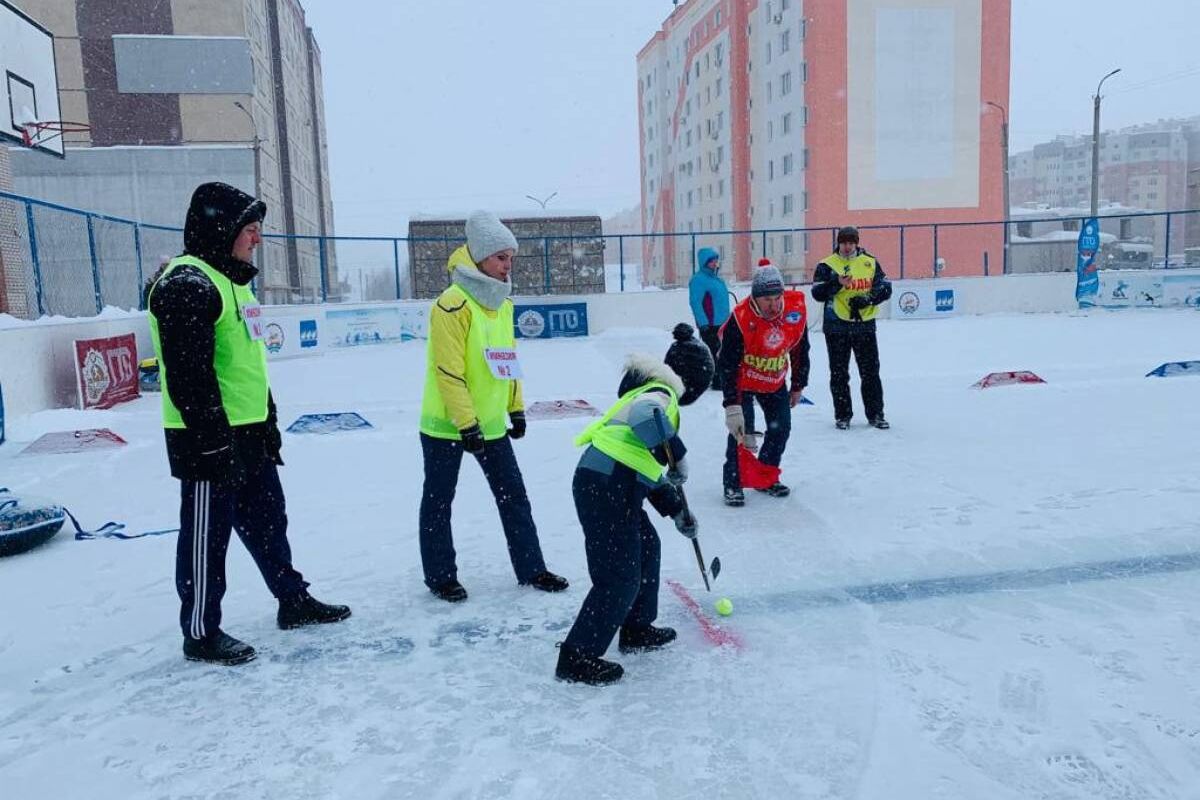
[417, 210, 569, 602]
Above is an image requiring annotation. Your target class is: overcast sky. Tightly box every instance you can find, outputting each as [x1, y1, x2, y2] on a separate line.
[304, 0, 1200, 235]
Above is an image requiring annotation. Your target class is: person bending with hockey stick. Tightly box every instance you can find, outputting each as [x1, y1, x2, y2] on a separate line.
[556, 324, 713, 686]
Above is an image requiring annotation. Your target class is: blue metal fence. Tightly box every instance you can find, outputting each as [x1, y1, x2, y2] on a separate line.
[1, 189, 1197, 319]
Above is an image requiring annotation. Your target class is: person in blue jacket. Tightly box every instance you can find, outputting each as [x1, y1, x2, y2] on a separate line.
[687, 247, 730, 389]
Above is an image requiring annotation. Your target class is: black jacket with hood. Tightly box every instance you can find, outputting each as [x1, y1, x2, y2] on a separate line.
[149, 182, 280, 482]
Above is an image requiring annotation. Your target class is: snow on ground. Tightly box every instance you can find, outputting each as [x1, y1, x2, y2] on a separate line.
[2, 308, 1200, 799]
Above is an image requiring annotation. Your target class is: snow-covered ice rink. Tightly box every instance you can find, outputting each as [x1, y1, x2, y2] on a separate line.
[2, 309, 1199, 799]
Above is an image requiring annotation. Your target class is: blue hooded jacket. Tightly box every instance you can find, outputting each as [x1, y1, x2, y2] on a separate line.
[687, 247, 730, 328]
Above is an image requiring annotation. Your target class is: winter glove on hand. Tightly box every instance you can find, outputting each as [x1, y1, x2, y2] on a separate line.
[459, 424, 485, 454]
[508, 411, 526, 440]
[847, 295, 870, 312]
[666, 456, 689, 487]
[673, 510, 698, 539]
[724, 405, 746, 444]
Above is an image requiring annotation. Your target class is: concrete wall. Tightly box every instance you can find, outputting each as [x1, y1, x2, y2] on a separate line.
[10, 145, 254, 227]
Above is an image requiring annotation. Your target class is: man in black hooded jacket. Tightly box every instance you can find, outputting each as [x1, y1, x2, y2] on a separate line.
[148, 182, 350, 665]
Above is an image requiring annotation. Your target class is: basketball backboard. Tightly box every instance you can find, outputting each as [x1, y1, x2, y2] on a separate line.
[1, 0, 64, 157]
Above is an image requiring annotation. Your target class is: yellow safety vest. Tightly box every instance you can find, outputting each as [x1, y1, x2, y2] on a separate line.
[148, 255, 270, 429]
[575, 382, 680, 481]
[822, 252, 879, 322]
[419, 284, 516, 440]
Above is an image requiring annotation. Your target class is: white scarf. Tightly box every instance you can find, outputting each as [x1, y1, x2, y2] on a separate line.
[452, 264, 511, 311]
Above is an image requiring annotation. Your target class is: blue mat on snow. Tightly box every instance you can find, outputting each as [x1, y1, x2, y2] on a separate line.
[1146, 360, 1200, 378]
[286, 412, 373, 434]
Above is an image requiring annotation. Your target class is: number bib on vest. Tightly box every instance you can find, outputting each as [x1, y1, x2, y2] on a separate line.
[484, 348, 523, 380]
[240, 303, 266, 341]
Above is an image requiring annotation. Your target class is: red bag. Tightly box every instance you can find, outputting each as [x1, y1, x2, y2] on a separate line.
[737, 444, 781, 489]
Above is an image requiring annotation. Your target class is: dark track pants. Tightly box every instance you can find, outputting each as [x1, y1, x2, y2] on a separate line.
[418, 433, 547, 588]
[176, 460, 307, 640]
[563, 467, 662, 657]
[824, 326, 884, 422]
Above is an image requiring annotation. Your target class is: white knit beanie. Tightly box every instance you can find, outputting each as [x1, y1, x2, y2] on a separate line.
[466, 210, 519, 263]
[751, 264, 785, 297]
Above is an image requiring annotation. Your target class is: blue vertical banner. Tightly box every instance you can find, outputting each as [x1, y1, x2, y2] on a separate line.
[1076, 218, 1101, 307]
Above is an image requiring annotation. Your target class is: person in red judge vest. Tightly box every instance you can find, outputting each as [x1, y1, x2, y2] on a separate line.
[716, 260, 810, 507]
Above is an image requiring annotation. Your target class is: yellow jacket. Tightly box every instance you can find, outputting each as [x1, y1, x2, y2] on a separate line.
[428, 245, 524, 429]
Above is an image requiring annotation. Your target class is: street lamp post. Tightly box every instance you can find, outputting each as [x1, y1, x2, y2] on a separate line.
[986, 100, 1010, 274]
[233, 100, 261, 197]
[525, 192, 558, 211]
[1090, 68, 1121, 218]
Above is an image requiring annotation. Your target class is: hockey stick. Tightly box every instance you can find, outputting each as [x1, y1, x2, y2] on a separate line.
[652, 407, 721, 589]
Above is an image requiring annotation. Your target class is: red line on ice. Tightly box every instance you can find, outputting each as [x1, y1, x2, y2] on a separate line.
[666, 579, 745, 652]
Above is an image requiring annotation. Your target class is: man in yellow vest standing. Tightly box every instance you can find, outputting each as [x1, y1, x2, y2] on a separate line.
[148, 182, 350, 666]
[810, 226, 893, 430]
[419, 210, 569, 603]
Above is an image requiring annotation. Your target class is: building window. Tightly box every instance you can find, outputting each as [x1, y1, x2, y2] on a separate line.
[802, 190, 808, 210]
[781, 71, 792, 96]
[800, 18, 806, 39]
[781, 0, 790, 9]
[716, 9, 722, 25]
[768, 159, 775, 180]
[717, 144, 724, 164]
[783, 234, 794, 254]
[718, 178, 725, 196]
[687, 190, 693, 208]
[803, 231, 810, 252]
[782, 112, 792, 134]
[719, 212, 726, 229]
[769, 200, 775, 219]
[802, 105, 809, 125]
[716, 78, 722, 97]
[783, 194, 794, 215]
[767, 81, 773, 102]
[782, 154, 793, 175]
[780, 29, 790, 53]
[802, 147, 809, 169]
[801, 61, 808, 83]
[766, 41, 772, 64]
[768, 120, 774, 141]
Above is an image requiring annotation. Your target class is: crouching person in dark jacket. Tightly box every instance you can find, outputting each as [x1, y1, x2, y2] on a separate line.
[148, 182, 350, 666]
[556, 324, 714, 685]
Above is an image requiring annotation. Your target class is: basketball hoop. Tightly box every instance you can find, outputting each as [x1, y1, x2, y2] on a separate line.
[17, 119, 90, 148]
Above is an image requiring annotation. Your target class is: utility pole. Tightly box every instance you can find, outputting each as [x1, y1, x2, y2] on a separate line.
[1090, 68, 1121, 218]
[232, 101, 261, 197]
[986, 101, 1010, 273]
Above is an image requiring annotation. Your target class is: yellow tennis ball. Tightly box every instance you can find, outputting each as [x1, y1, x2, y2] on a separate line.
[715, 597, 733, 616]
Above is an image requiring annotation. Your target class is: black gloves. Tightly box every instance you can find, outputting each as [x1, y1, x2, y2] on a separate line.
[508, 411, 526, 440]
[847, 295, 871, 311]
[459, 424, 485, 454]
[666, 456, 688, 487]
[673, 510, 698, 539]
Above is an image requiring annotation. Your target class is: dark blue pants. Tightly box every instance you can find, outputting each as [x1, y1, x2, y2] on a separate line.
[418, 433, 547, 588]
[723, 385, 791, 490]
[176, 460, 307, 640]
[563, 467, 661, 658]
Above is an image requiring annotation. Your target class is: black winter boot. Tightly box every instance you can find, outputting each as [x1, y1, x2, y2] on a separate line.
[724, 487, 745, 507]
[277, 591, 352, 630]
[868, 415, 890, 430]
[183, 630, 257, 666]
[835, 418, 851, 430]
[555, 645, 624, 685]
[755, 482, 791, 498]
[521, 570, 569, 593]
[430, 579, 468, 603]
[619, 625, 678, 654]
